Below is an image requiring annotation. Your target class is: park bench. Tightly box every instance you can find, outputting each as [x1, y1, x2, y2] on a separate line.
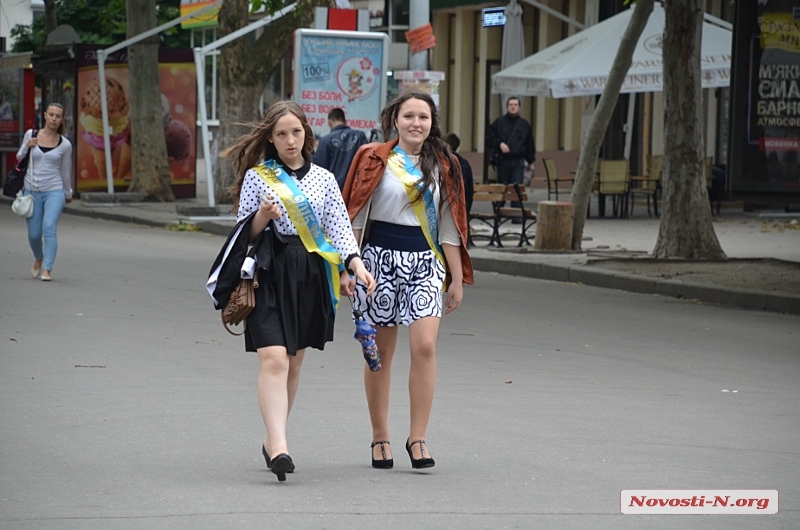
[469, 183, 536, 247]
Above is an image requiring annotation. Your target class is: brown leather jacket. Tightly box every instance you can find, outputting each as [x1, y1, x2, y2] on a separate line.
[342, 139, 474, 286]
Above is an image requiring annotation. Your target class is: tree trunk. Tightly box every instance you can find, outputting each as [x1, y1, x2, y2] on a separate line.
[569, 0, 654, 250]
[126, 0, 174, 201]
[214, 0, 325, 204]
[44, 0, 58, 36]
[653, 0, 725, 259]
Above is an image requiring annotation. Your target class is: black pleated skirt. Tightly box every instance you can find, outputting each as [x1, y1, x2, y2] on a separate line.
[244, 236, 335, 355]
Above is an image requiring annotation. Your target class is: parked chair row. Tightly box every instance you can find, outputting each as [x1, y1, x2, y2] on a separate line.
[543, 155, 721, 219]
[543, 157, 634, 218]
[629, 154, 662, 217]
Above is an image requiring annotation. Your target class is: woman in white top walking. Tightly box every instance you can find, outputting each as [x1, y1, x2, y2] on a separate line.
[16, 103, 73, 281]
[341, 92, 474, 470]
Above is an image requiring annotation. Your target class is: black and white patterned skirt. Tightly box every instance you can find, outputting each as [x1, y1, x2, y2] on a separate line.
[354, 221, 445, 327]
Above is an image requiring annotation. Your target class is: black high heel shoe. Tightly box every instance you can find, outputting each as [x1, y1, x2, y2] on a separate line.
[262, 445, 295, 473]
[371, 440, 394, 469]
[270, 453, 293, 482]
[405, 439, 435, 469]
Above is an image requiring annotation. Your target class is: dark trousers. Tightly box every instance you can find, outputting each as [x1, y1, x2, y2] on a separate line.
[497, 157, 525, 207]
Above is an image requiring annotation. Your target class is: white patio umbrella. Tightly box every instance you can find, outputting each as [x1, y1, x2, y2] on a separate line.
[499, 0, 525, 106]
[491, 2, 731, 99]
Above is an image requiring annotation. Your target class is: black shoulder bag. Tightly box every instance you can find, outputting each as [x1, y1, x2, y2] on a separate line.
[3, 130, 38, 198]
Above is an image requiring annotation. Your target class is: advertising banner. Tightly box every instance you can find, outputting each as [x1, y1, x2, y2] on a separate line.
[179, 0, 220, 29]
[730, 0, 800, 194]
[75, 46, 196, 196]
[294, 30, 390, 139]
[0, 68, 22, 151]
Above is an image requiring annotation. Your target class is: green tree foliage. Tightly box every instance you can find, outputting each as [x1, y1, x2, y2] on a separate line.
[11, 0, 189, 52]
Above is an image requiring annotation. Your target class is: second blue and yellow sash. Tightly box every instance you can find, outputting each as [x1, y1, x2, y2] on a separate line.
[387, 146, 447, 290]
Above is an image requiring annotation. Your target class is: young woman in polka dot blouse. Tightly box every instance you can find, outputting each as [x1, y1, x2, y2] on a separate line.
[224, 101, 376, 482]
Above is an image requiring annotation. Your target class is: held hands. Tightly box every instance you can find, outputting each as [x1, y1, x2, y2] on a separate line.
[444, 282, 463, 315]
[340, 257, 376, 297]
[258, 194, 282, 220]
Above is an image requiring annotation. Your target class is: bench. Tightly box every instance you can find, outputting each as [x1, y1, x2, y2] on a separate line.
[469, 184, 536, 247]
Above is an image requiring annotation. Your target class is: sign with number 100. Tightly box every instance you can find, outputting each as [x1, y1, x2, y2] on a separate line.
[294, 30, 390, 138]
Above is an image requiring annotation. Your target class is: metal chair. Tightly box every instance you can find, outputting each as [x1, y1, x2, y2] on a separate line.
[598, 160, 630, 218]
[629, 155, 662, 217]
[543, 158, 575, 201]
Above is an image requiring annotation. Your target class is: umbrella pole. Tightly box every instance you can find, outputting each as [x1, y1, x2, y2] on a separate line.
[623, 94, 636, 160]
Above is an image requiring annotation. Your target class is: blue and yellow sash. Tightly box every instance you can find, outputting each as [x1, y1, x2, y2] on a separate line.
[253, 161, 343, 313]
[386, 146, 447, 290]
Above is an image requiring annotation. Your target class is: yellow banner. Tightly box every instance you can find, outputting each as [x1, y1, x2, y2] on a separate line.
[180, 1, 220, 29]
[761, 13, 800, 53]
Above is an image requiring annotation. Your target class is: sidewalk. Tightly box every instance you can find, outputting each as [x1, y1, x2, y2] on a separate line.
[5, 165, 799, 314]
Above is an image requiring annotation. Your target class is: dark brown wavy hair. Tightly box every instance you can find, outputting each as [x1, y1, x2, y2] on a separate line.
[223, 101, 315, 210]
[381, 91, 463, 209]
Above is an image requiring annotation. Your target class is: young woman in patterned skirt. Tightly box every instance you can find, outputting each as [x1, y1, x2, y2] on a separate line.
[341, 92, 474, 470]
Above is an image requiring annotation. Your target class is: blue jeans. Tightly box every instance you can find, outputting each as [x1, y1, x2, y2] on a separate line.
[24, 189, 65, 271]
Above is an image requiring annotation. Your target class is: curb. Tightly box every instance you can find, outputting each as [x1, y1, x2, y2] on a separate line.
[470, 255, 800, 314]
[6, 195, 798, 315]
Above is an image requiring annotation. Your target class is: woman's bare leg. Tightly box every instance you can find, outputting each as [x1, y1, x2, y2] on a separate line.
[258, 346, 305, 457]
[407, 316, 440, 459]
[365, 326, 398, 460]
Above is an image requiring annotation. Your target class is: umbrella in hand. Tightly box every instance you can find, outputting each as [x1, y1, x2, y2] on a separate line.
[353, 309, 381, 371]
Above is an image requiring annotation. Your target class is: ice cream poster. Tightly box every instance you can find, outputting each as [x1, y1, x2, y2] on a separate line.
[75, 46, 196, 197]
[294, 31, 389, 138]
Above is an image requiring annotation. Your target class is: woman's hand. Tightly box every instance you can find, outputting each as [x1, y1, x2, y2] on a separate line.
[27, 137, 38, 148]
[347, 257, 376, 297]
[258, 194, 282, 220]
[65, 197, 73, 204]
[340, 272, 356, 297]
[444, 282, 463, 314]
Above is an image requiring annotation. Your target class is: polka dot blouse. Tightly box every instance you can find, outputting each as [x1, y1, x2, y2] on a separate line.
[237, 160, 360, 263]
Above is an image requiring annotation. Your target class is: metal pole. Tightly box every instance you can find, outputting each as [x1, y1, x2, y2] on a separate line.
[104, 1, 223, 57]
[199, 3, 297, 55]
[195, 48, 215, 208]
[408, 0, 429, 71]
[623, 93, 636, 160]
[97, 51, 115, 195]
[197, 3, 298, 208]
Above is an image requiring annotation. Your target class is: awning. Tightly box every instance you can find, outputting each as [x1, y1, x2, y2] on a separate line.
[492, 3, 732, 98]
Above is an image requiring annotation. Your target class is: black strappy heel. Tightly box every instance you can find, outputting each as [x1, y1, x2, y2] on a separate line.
[262, 445, 294, 473]
[405, 439, 435, 469]
[371, 440, 394, 469]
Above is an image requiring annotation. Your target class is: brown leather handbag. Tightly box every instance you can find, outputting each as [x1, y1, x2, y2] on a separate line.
[221, 271, 258, 335]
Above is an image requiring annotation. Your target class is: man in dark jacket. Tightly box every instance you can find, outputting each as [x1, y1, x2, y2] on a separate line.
[313, 108, 368, 190]
[486, 97, 536, 212]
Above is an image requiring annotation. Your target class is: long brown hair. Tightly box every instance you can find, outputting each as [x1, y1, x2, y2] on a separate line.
[46, 103, 66, 135]
[381, 91, 463, 209]
[223, 101, 315, 209]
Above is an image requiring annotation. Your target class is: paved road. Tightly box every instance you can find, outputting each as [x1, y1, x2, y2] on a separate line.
[1, 210, 798, 529]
